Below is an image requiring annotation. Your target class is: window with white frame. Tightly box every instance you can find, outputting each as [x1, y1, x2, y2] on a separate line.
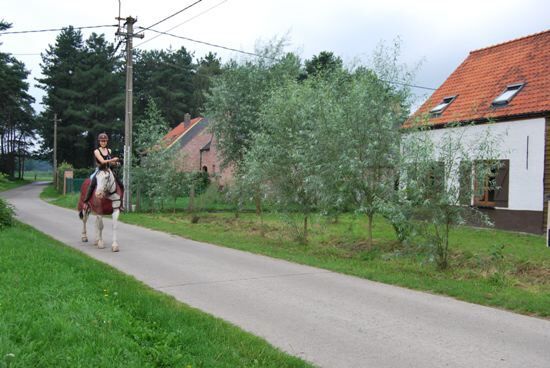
[492, 83, 524, 107]
[429, 95, 456, 116]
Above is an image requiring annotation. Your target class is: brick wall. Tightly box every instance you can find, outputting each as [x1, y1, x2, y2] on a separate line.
[200, 136, 234, 186]
[177, 129, 211, 172]
[175, 129, 234, 186]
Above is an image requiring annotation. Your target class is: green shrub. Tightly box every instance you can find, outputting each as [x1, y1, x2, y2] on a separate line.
[56, 162, 74, 192]
[0, 197, 15, 229]
[73, 167, 94, 179]
[0, 172, 10, 184]
[196, 183, 223, 211]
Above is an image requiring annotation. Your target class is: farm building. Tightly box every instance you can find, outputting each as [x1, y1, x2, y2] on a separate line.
[163, 114, 233, 186]
[407, 30, 550, 234]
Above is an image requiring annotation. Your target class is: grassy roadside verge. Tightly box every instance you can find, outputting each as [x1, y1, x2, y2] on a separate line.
[0, 222, 311, 368]
[43, 185, 550, 318]
[0, 178, 30, 192]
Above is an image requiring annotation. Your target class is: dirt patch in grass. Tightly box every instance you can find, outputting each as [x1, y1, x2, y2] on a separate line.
[512, 261, 550, 285]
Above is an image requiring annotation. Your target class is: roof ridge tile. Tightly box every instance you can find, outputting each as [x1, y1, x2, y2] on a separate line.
[470, 29, 550, 54]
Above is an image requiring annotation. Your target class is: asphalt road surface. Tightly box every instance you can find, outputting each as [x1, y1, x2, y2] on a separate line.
[3, 182, 550, 368]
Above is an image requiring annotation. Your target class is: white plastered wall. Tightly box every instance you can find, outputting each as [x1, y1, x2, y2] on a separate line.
[421, 117, 546, 211]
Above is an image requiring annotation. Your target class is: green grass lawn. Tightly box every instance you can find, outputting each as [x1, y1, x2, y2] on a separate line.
[0, 171, 52, 193]
[23, 170, 52, 182]
[0, 222, 311, 368]
[44, 185, 550, 318]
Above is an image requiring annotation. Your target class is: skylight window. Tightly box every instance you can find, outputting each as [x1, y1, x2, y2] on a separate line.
[492, 83, 524, 107]
[429, 96, 456, 116]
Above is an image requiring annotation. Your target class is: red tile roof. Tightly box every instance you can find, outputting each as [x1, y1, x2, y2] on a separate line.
[407, 30, 550, 127]
[162, 117, 203, 147]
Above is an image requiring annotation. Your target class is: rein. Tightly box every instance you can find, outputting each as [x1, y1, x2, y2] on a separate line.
[98, 170, 120, 207]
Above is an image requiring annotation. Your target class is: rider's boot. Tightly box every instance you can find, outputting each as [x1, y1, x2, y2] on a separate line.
[83, 177, 97, 209]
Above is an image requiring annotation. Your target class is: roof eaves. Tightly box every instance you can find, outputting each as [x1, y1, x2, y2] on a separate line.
[407, 110, 550, 130]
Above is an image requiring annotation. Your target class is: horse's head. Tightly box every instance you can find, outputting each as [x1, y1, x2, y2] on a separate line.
[95, 169, 115, 199]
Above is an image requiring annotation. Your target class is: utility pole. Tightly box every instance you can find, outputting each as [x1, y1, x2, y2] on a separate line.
[116, 16, 143, 211]
[53, 113, 61, 186]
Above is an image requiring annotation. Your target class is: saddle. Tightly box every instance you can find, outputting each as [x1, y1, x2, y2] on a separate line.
[78, 178, 124, 216]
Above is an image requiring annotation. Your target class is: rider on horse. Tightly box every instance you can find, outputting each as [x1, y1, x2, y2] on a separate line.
[83, 133, 121, 209]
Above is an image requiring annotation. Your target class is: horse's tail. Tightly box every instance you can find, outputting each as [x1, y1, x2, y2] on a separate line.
[78, 204, 91, 220]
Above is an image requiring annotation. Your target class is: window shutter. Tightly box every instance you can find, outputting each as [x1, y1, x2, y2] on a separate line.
[494, 160, 509, 208]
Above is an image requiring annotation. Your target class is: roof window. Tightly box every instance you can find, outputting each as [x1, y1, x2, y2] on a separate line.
[429, 95, 456, 116]
[492, 83, 524, 107]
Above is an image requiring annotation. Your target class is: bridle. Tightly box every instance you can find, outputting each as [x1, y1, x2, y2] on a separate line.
[96, 169, 115, 195]
[96, 169, 120, 209]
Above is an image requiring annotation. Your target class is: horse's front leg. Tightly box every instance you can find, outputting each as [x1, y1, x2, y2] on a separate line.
[95, 215, 104, 249]
[111, 209, 120, 252]
[81, 211, 89, 242]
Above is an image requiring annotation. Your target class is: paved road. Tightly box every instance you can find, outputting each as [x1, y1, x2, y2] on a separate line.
[3, 182, 550, 368]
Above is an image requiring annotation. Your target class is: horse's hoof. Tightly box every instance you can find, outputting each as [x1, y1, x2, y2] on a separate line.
[97, 240, 105, 249]
[111, 244, 119, 252]
[81, 236, 88, 243]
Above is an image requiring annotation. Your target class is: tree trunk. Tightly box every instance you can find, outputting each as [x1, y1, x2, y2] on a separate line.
[367, 214, 373, 248]
[135, 184, 141, 212]
[260, 211, 265, 237]
[254, 194, 262, 216]
[188, 184, 195, 212]
[303, 215, 308, 244]
[20, 155, 25, 179]
[443, 218, 450, 269]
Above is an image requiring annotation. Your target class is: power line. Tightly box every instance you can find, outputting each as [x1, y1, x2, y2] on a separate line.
[0, 24, 117, 35]
[136, 0, 229, 48]
[140, 27, 276, 60]
[1, 24, 437, 91]
[380, 79, 436, 91]
[136, 0, 204, 35]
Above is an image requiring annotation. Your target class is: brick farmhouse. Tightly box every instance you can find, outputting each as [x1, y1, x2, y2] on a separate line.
[163, 114, 233, 186]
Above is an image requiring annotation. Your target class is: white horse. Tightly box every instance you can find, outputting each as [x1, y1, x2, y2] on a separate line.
[78, 169, 122, 252]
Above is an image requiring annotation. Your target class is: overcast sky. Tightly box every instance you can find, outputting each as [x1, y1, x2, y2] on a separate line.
[2, 0, 549, 113]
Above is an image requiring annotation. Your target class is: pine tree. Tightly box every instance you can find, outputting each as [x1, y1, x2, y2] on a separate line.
[37, 27, 87, 167]
[134, 47, 195, 127]
[190, 52, 222, 116]
[37, 28, 124, 168]
[0, 21, 35, 176]
[302, 51, 344, 80]
[80, 33, 124, 162]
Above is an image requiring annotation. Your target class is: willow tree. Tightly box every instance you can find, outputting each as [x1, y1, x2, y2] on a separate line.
[205, 38, 302, 214]
[205, 39, 301, 171]
[400, 123, 502, 269]
[245, 76, 336, 242]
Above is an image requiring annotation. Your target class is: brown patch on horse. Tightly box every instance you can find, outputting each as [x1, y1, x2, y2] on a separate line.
[78, 178, 124, 216]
